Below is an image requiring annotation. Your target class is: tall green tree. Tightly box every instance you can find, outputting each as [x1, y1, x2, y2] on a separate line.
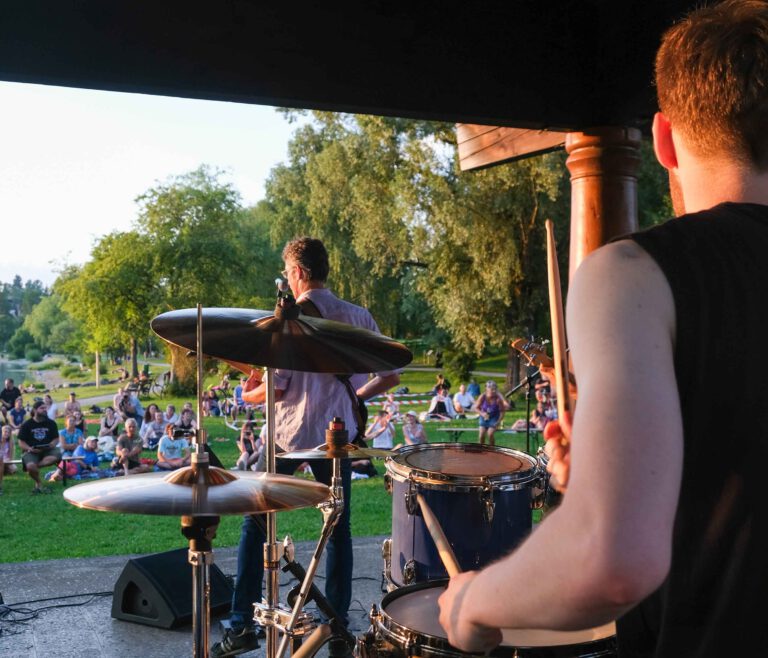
[58, 232, 158, 378]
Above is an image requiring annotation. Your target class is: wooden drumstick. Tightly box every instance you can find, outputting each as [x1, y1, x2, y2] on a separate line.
[545, 219, 571, 429]
[416, 493, 462, 577]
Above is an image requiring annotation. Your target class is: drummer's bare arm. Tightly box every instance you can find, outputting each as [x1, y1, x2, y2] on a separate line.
[439, 241, 683, 645]
[356, 372, 400, 401]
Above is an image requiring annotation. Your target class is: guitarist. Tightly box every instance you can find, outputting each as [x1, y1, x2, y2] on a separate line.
[212, 237, 400, 658]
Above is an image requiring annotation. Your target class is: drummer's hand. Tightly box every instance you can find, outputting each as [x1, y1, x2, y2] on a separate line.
[438, 571, 502, 653]
[243, 369, 262, 393]
[539, 365, 577, 400]
[543, 411, 572, 493]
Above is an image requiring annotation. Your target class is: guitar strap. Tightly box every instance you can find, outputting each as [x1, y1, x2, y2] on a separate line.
[297, 297, 369, 444]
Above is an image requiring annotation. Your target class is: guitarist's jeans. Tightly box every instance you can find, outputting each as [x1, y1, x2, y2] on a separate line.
[229, 456, 353, 630]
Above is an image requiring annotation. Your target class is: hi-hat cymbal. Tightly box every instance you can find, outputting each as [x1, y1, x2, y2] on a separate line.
[63, 467, 330, 516]
[278, 443, 396, 461]
[150, 306, 412, 374]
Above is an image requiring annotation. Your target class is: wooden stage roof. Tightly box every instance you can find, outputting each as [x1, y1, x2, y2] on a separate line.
[1, 1, 701, 131]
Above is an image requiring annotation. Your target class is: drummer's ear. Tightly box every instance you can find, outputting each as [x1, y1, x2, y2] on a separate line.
[652, 112, 678, 171]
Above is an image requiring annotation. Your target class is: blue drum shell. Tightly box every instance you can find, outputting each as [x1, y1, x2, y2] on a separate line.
[387, 443, 539, 586]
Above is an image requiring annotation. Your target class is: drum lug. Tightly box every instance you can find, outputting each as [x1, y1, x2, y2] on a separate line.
[381, 538, 396, 591]
[402, 559, 416, 584]
[481, 486, 495, 524]
[405, 479, 419, 516]
[384, 472, 393, 494]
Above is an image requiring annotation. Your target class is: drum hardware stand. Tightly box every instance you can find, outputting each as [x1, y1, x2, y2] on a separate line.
[256, 416, 348, 658]
[281, 537, 357, 652]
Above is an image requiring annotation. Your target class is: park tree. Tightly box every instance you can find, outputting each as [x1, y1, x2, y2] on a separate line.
[58, 232, 158, 379]
[134, 165, 282, 389]
[266, 112, 672, 387]
[22, 293, 84, 355]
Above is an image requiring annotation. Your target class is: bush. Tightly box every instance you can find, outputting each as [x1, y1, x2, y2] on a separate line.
[60, 365, 80, 378]
[444, 349, 476, 384]
[25, 347, 42, 363]
[35, 359, 65, 370]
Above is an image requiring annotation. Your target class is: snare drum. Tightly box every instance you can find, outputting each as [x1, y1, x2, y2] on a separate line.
[385, 443, 540, 586]
[358, 580, 617, 658]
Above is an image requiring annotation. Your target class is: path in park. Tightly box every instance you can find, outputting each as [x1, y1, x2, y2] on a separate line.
[0, 536, 389, 658]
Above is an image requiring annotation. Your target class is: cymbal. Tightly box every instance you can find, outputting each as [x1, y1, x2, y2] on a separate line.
[63, 467, 331, 516]
[278, 443, 396, 460]
[150, 306, 412, 374]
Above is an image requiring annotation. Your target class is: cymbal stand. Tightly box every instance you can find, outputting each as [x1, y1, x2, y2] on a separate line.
[264, 366, 280, 658]
[187, 303, 217, 658]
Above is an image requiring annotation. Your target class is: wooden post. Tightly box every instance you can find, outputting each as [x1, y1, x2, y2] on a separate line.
[565, 127, 642, 279]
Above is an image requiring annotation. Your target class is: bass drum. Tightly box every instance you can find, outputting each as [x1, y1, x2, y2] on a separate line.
[385, 443, 541, 586]
[358, 580, 617, 658]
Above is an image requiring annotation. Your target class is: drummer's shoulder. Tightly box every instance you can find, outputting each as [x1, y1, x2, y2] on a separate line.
[569, 242, 675, 333]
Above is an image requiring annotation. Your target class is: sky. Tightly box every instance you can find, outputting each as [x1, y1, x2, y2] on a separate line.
[0, 81, 302, 286]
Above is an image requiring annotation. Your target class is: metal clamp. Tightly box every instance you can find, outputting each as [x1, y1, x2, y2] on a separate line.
[253, 601, 316, 638]
[480, 485, 495, 524]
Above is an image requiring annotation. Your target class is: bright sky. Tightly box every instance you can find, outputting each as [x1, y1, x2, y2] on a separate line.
[0, 81, 300, 287]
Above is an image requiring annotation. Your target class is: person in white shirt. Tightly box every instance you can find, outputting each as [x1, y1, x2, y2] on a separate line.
[453, 383, 475, 418]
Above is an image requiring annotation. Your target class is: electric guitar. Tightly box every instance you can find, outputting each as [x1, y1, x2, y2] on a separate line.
[509, 338, 554, 369]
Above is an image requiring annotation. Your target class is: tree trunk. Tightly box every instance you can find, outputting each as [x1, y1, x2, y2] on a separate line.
[505, 346, 522, 392]
[95, 351, 100, 389]
[130, 338, 139, 379]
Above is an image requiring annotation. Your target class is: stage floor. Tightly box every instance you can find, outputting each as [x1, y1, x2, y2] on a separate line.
[0, 535, 388, 658]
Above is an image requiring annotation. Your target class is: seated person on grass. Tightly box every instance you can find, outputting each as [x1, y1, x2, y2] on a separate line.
[382, 393, 401, 420]
[424, 386, 456, 420]
[0, 378, 22, 423]
[50, 435, 102, 481]
[453, 383, 475, 419]
[63, 391, 81, 417]
[59, 414, 84, 456]
[0, 424, 18, 494]
[163, 403, 180, 427]
[203, 389, 221, 417]
[157, 425, 192, 471]
[395, 410, 428, 449]
[175, 408, 197, 435]
[140, 410, 167, 450]
[18, 400, 61, 494]
[44, 394, 58, 421]
[8, 397, 27, 435]
[235, 422, 262, 471]
[111, 418, 151, 476]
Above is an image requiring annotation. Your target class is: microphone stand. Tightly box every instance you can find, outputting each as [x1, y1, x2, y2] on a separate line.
[505, 369, 540, 454]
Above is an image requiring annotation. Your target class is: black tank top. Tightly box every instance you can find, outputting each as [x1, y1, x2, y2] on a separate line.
[617, 203, 768, 657]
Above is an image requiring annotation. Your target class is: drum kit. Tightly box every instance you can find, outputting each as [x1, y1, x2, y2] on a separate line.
[63, 298, 616, 658]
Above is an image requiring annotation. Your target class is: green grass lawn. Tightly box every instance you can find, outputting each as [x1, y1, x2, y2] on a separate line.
[0, 387, 543, 563]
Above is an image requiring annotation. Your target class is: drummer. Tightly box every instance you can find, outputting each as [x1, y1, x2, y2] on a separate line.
[438, 2, 768, 655]
[212, 237, 400, 657]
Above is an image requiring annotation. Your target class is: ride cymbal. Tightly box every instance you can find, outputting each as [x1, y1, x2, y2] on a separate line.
[150, 306, 412, 374]
[63, 467, 330, 516]
[278, 443, 395, 461]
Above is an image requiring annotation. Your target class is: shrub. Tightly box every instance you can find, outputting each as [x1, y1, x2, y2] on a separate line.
[25, 347, 42, 363]
[60, 365, 80, 378]
[444, 349, 476, 384]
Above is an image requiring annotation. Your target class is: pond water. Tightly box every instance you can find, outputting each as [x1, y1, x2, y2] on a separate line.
[0, 359, 33, 385]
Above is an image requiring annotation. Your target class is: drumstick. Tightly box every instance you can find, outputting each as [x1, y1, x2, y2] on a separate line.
[545, 219, 571, 429]
[416, 493, 461, 577]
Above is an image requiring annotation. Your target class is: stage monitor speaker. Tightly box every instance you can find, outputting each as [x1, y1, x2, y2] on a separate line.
[112, 548, 233, 629]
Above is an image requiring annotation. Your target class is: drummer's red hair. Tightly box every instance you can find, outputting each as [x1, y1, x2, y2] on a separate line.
[656, 0, 768, 169]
